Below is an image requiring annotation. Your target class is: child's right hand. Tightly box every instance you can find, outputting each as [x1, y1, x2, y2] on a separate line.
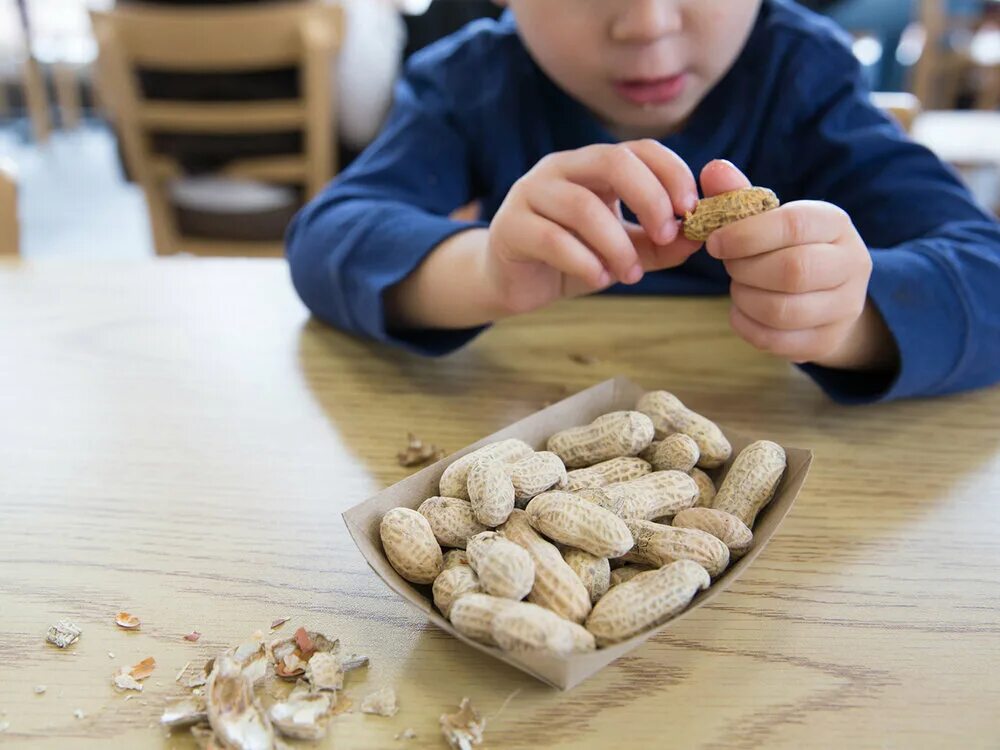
[484, 140, 704, 316]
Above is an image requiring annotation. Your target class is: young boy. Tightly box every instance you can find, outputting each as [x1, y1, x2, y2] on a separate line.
[286, 0, 1000, 404]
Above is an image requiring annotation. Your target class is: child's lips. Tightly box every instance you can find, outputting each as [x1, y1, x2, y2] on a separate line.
[613, 74, 688, 106]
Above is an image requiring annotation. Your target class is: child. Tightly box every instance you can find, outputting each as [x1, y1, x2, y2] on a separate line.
[286, 0, 1000, 404]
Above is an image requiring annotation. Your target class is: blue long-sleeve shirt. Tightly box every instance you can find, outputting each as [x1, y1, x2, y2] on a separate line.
[286, 0, 1000, 404]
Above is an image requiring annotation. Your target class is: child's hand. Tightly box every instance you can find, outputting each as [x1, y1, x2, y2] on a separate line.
[485, 140, 703, 315]
[701, 160, 894, 371]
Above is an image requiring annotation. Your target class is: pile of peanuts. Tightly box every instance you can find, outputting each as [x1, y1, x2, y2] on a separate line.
[379, 391, 786, 655]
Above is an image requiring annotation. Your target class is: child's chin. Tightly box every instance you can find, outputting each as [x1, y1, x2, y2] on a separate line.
[603, 101, 694, 139]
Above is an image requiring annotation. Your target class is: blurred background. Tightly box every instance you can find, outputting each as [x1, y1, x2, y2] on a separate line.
[0, 0, 996, 260]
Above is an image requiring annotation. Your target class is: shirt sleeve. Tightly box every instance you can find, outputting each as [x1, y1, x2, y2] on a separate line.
[285, 51, 489, 355]
[776, 37, 1000, 403]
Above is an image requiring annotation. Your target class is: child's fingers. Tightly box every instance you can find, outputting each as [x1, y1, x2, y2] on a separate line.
[730, 280, 862, 331]
[624, 222, 702, 272]
[722, 244, 850, 293]
[623, 139, 699, 216]
[512, 214, 610, 288]
[707, 201, 844, 260]
[554, 145, 678, 245]
[728, 304, 846, 364]
[527, 183, 640, 283]
[699, 159, 752, 198]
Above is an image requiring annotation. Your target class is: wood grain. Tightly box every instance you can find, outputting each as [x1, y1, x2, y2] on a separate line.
[0, 258, 998, 749]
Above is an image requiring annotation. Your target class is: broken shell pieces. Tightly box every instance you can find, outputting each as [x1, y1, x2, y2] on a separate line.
[441, 697, 485, 750]
[268, 629, 339, 680]
[305, 652, 343, 692]
[113, 656, 156, 691]
[340, 653, 370, 673]
[113, 670, 143, 691]
[188, 724, 218, 750]
[115, 611, 141, 629]
[176, 659, 212, 689]
[206, 655, 275, 750]
[160, 696, 208, 729]
[268, 689, 334, 741]
[226, 636, 268, 686]
[130, 657, 156, 680]
[360, 687, 398, 717]
[398, 433, 446, 467]
[46, 620, 82, 648]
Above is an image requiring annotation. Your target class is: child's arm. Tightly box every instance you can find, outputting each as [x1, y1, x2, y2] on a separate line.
[708, 39, 1000, 403]
[387, 140, 706, 329]
[286, 53, 491, 354]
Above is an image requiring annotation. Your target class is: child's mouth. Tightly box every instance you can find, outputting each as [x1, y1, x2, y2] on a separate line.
[613, 74, 688, 106]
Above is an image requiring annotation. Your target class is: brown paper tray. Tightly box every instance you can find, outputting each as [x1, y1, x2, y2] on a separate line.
[343, 376, 813, 691]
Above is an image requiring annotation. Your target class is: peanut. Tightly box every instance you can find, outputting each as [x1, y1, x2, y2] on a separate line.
[490, 601, 596, 656]
[672, 507, 753, 558]
[561, 547, 611, 604]
[442, 549, 470, 569]
[562, 456, 652, 492]
[623, 520, 730, 578]
[498, 510, 591, 623]
[609, 564, 654, 587]
[682, 187, 780, 242]
[380, 507, 443, 585]
[574, 486, 628, 517]
[712, 440, 786, 528]
[603, 471, 700, 521]
[636, 391, 731, 469]
[508, 451, 568, 506]
[418, 496, 488, 549]
[439, 439, 533, 500]
[547, 411, 654, 469]
[433, 562, 482, 618]
[525, 491, 634, 558]
[690, 467, 717, 508]
[449, 593, 516, 647]
[585, 560, 711, 646]
[466, 531, 535, 601]
[467, 457, 516, 527]
[640, 434, 700, 473]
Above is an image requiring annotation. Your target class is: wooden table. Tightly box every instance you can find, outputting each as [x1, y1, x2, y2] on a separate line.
[1, 259, 998, 748]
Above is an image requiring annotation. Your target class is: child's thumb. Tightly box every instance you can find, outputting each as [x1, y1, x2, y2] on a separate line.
[699, 159, 752, 198]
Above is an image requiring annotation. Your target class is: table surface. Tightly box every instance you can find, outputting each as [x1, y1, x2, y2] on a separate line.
[1, 259, 998, 749]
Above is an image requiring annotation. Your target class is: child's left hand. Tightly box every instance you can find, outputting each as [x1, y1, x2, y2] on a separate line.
[699, 160, 895, 371]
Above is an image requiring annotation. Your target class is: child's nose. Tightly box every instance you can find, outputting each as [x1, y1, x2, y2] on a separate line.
[610, 0, 683, 44]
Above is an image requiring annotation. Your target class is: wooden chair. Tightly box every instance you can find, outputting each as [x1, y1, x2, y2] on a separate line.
[27, 0, 102, 132]
[0, 158, 19, 256]
[90, 3, 343, 256]
[0, 1, 52, 143]
[871, 91, 922, 132]
[912, 0, 999, 110]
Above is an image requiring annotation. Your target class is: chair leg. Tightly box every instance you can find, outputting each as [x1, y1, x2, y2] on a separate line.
[54, 64, 82, 130]
[975, 65, 1000, 111]
[143, 183, 180, 255]
[0, 160, 18, 256]
[21, 57, 51, 144]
